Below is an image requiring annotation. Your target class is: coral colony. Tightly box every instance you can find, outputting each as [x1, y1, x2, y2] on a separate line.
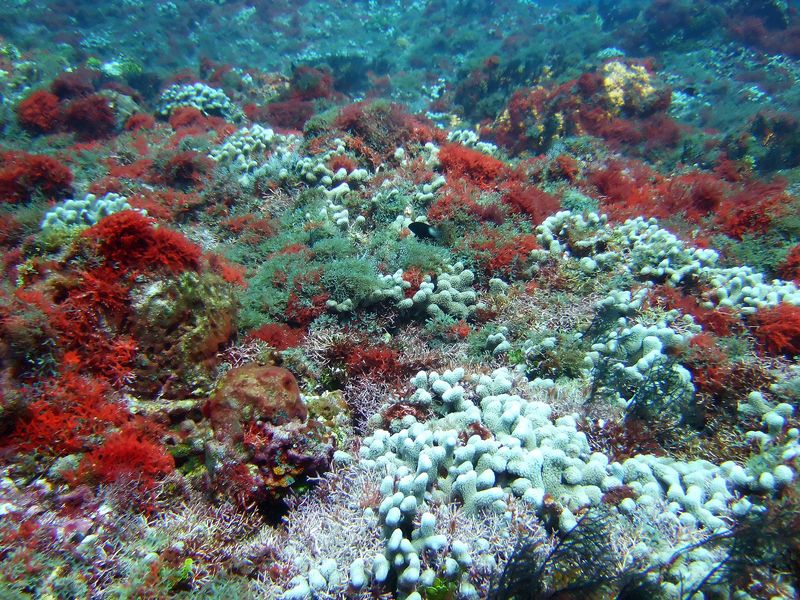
[2, 0, 800, 598]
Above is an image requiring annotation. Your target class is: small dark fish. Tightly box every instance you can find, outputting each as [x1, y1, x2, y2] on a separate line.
[408, 221, 443, 241]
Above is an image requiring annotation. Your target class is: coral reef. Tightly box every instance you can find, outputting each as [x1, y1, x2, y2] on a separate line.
[0, 1, 799, 598]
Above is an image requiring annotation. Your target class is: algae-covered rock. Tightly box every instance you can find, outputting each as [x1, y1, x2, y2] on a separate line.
[246, 419, 335, 492]
[205, 364, 307, 443]
[203, 364, 335, 507]
[129, 271, 238, 398]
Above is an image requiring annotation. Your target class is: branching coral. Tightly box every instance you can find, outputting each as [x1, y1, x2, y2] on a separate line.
[41, 192, 138, 230]
[158, 83, 240, 120]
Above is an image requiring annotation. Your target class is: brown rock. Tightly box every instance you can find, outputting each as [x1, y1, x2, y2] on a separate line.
[205, 365, 306, 443]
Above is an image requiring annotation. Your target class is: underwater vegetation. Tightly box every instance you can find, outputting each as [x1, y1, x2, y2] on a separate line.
[0, 0, 799, 598]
